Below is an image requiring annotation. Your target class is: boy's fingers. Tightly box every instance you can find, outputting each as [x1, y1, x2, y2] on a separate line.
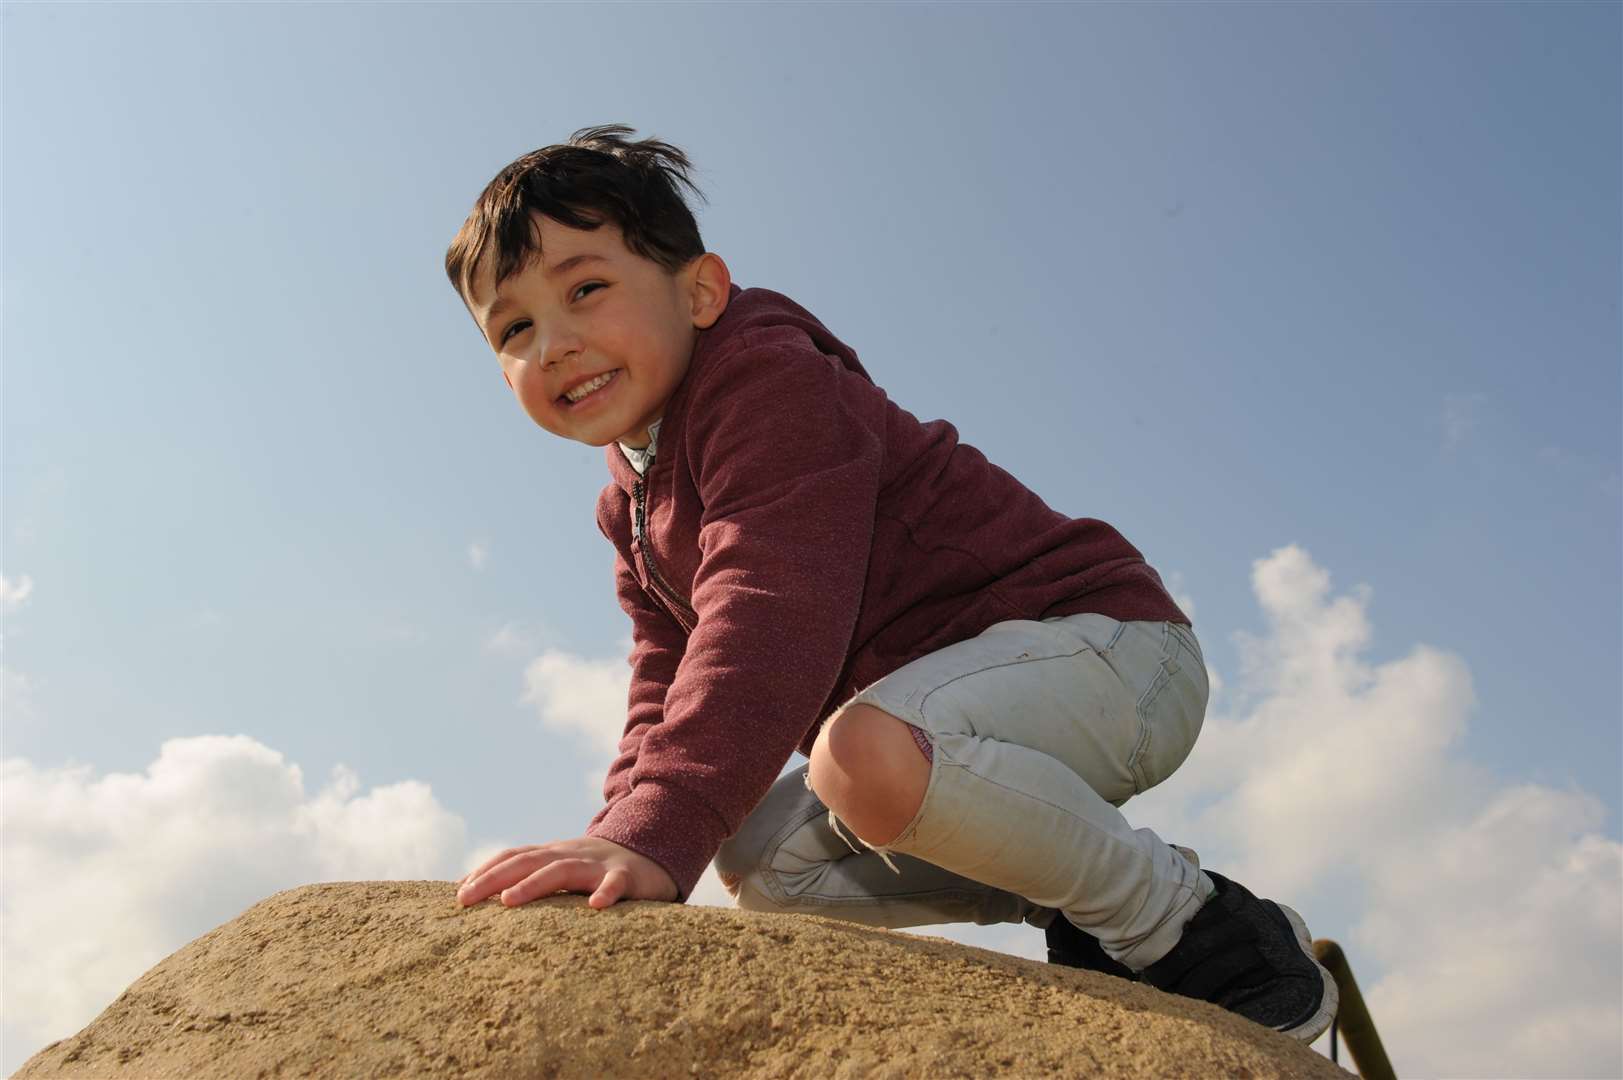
[459, 844, 547, 886]
[503, 858, 603, 906]
[458, 851, 542, 905]
[457, 845, 554, 898]
[588, 867, 632, 910]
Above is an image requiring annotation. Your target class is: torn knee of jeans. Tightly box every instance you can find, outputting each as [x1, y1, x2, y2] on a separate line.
[906, 721, 934, 763]
[827, 809, 903, 875]
[868, 844, 901, 875]
[718, 870, 743, 898]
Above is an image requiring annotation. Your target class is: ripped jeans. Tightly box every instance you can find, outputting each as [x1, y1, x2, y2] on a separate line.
[713, 614, 1214, 970]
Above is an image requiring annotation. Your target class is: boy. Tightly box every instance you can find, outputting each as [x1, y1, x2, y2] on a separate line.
[449, 125, 1336, 1042]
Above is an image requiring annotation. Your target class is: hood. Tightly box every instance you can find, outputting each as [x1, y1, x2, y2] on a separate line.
[601, 283, 874, 493]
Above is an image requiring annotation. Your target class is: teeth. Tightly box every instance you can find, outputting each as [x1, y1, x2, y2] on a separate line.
[564, 371, 614, 403]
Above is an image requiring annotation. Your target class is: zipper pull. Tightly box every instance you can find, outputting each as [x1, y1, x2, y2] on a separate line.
[632, 480, 646, 543]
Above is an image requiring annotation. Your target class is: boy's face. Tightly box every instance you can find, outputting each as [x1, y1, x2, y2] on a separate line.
[465, 214, 729, 448]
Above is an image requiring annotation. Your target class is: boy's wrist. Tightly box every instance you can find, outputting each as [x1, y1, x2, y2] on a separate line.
[588, 783, 717, 901]
[608, 838, 682, 901]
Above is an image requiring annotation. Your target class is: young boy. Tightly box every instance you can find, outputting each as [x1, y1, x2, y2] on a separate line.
[449, 125, 1337, 1043]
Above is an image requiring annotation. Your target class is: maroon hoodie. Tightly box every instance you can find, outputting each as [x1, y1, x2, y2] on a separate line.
[586, 284, 1189, 899]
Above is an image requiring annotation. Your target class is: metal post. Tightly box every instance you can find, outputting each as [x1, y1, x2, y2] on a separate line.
[1313, 939, 1396, 1080]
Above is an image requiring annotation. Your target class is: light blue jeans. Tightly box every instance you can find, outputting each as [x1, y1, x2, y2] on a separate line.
[714, 614, 1214, 970]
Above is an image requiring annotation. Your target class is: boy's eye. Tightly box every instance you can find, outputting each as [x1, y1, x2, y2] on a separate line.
[495, 285, 599, 345]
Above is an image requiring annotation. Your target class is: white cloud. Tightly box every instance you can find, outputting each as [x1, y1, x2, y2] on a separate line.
[1125, 544, 1622, 1078]
[516, 646, 796, 909]
[1, 736, 469, 1071]
[1, 573, 34, 614]
[1359, 785, 1622, 1078]
[468, 541, 488, 570]
[2, 573, 38, 727]
[520, 646, 633, 801]
[485, 621, 542, 657]
[520, 647, 630, 758]
[1442, 391, 1487, 451]
[1, 665, 38, 726]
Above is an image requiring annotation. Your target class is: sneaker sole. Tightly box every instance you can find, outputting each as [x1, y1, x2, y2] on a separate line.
[1273, 903, 1340, 1044]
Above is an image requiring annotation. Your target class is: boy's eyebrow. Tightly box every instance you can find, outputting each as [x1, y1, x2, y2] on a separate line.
[482, 253, 609, 326]
[543, 252, 608, 278]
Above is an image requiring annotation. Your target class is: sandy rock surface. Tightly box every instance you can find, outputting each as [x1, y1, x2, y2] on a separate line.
[18, 881, 1348, 1079]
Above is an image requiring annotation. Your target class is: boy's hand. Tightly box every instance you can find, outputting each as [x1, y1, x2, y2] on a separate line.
[454, 836, 679, 910]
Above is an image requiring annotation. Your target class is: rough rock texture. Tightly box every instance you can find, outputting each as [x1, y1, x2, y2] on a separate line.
[18, 881, 1348, 1079]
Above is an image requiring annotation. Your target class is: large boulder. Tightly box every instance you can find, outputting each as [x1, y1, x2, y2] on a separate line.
[18, 881, 1347, 1078]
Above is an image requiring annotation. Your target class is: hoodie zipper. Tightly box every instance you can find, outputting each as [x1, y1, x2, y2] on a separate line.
[631, 477, 699, 633]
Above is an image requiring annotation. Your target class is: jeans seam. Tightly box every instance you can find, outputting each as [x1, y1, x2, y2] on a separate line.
[1168, 621, 1203, 665]
[914, 645, 1099, 722]
[1127, 623, 1181, 792]
[1128, 676, 1166, 792]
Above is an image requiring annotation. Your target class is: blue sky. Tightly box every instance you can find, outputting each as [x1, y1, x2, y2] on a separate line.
[4, 4, 1619, 1077]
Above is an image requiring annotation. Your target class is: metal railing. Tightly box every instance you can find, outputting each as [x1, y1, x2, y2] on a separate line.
[1313, 938, 1396, 1080]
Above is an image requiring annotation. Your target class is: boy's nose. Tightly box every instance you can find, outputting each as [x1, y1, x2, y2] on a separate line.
[541, 337, 581, 371]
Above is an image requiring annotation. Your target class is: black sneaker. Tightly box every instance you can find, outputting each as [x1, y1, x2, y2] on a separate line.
[1139, 870, 1338, 1042]
[1045, 914, 1136, 980]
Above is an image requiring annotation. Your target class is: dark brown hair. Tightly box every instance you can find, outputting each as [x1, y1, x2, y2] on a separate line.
[445, 124, 708, 304]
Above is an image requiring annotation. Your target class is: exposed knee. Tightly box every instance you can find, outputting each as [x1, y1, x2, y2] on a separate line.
[807, 704, 930, 847]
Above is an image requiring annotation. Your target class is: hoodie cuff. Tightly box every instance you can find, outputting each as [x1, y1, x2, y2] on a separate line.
[585, 779, 729, 902]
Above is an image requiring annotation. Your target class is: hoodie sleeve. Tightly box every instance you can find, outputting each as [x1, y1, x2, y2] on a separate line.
[584, 330, 886, 899]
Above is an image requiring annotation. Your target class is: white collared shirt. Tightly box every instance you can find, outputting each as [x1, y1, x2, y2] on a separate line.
[618, 417, 662, 476]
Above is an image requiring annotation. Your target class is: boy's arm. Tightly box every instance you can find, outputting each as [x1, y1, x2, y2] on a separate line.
[456, 507, 689, 913]
[585, 331, 887, 900]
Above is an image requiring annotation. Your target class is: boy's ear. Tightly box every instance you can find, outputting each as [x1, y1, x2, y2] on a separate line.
[686, 252, 731, 331]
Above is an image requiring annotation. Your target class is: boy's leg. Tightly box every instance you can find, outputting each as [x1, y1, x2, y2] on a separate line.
[715, 754, 1171, 981]
[719, 614, 1334, 1040]
[818, 614, 1213, 970]
[717, 615, 1207, 961]
[715, 760, 1041, 928]
[799, 613, 1336, 1041]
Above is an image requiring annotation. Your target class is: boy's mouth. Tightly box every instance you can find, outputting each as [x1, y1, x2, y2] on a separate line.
[559, 369, 620, 407]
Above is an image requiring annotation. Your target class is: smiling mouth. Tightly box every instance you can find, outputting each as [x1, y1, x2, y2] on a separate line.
[559, 369, 620, 406]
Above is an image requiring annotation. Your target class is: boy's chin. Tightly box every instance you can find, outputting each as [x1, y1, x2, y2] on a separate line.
[569, 429, 636, 449]
[536, 406, 652, 449]
[536, 418, 626, 448]
[562, 433, 620, 448]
